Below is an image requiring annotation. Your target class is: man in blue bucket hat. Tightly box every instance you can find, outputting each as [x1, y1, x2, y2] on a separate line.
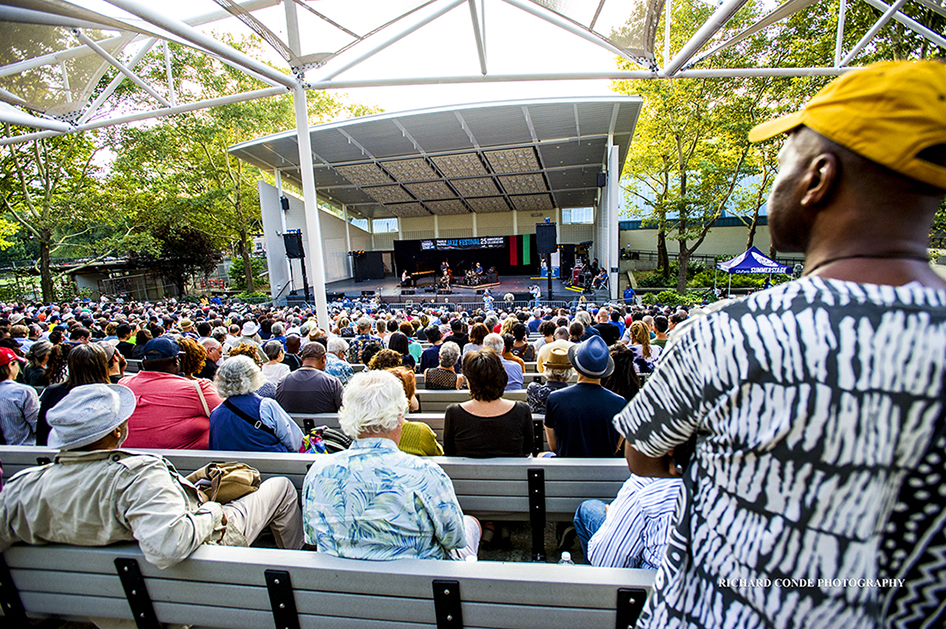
[543, 335, 624, 458]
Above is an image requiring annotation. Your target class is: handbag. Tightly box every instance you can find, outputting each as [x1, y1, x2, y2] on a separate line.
[186, 462, 261, 503]
[301, 425, 352, 454]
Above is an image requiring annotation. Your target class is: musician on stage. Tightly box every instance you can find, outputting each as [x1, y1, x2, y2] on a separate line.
[401, 269, 412, 287]
[475, 262, 483, 276]
[439, 270, 451, 291]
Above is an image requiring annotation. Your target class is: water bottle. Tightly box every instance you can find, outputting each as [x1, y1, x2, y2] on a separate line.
[558, 551, 575, 565]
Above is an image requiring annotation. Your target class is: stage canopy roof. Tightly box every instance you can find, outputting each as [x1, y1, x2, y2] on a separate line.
[229, 96, 642, 219]
[717, 246, 792, 274]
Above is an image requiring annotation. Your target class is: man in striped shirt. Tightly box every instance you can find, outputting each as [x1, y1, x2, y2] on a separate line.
[615, 62, 946, 629]
[573, 474, 680, 569]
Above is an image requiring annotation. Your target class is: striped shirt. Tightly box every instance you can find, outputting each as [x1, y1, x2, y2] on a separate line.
[614, 277, 946, 629]
[587, 475, 681, 570]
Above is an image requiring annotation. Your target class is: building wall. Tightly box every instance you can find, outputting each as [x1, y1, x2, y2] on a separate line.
[620, 223, 774, 261]
[259, 181, 371, 300]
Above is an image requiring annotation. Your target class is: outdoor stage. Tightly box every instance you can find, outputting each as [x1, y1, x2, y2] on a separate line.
[323, 273, 573, 302]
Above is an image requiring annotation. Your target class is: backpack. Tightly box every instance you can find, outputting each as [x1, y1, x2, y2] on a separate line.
[301, 425, 352, 454]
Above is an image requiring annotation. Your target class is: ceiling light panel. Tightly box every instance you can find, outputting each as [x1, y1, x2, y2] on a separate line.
[450, 177, 501, 197]
[388, 203, 431, 218]
[511, 194, 554, 212]
[431, 153, 488, 177]
[499, 173, 547, 195]
[335, 163, 393, 186]
[404, 181, 455, 200]
[363, 185, 413, 204]
[467, 197, 511, 213]
[426, 200, 469, 215]
[382, 158, 438, 182]
[484, 148, 540, 174]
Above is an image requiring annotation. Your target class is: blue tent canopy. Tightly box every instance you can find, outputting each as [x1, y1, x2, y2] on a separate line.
[717, 247, 791, 275]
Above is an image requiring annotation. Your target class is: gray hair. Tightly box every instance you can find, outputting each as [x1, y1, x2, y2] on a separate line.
[484, 315, 499, 330]
[357, 317, 372, 331]
[26, 339, 53, 365]
[211, 327, 228, 343]
[483, 333, 504, 354]
[338, 370, 407, 438]
[214, 355, 265, 398]
[575, 310, 592, 326]
[553, 326, 569, 340]
[263, 340, 284, 360]
[327, 336, 349, 354]
[271, 322, 285, 336]
[201, 337, 221, 351]
[438, 341, 460, 368]
[546, 367, 573, 382]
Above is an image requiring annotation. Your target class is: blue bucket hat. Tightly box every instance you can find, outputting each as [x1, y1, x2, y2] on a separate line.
[567, 335, 614, 379]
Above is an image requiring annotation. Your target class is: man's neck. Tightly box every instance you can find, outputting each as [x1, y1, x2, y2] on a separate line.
[576, 375, 601, 385]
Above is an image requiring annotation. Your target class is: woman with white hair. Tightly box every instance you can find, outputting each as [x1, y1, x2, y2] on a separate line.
[209, 355, 303, 453]
[302, 370, 480, 561]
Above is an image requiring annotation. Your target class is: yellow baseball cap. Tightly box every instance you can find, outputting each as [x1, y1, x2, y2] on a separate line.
[749, 60, 946, 191]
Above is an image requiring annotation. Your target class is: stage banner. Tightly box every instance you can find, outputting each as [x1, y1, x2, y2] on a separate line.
[421, 236, 504, 251]
[509, 234, 531, 266]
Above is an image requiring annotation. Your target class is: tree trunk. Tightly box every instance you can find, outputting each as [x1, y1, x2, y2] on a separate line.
[746, 213, 758, 251]
[39, 230, 54, 302]
[657, 228, 670, 280]
[677, 240, 689, 294]
[239, 235, 255, 293]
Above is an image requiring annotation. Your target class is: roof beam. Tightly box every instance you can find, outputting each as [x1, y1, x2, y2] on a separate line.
[468, 0, 488, 75]
[839, 0, 909, 66]
[103, 0, 295, 88]
[860, 0, 946, 49]
[661, 0, 752, 77]
[308, 0, 467, 82]
[73, 30, 171, 109]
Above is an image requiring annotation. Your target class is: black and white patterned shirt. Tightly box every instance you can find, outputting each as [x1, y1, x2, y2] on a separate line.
[614, 277, 946, 629]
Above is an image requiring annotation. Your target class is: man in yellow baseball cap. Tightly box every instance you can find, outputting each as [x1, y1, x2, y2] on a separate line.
[612, 61, 946, 629]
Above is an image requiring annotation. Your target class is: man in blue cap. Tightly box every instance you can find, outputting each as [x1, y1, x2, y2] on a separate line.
[543, 335, 624, 458]
[119, 336, 222, 449]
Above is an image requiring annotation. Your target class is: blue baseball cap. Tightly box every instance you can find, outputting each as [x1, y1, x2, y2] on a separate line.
[143, 337, 180, 359]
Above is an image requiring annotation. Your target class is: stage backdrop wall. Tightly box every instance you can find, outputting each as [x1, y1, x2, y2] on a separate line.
[394, 235, 538, 278]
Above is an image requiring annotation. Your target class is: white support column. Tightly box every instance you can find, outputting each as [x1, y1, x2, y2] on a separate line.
[434, 214, 440, 238]
[512, 209, 518, 235]
[274, 169, 293, 292]
[343, 203, 353, 278]
[608, 145, 620, 301]
[292, 84, 329, 328]
[472, 212, 478, 237]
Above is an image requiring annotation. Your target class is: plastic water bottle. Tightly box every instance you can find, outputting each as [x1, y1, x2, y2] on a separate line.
[558, 551, 575, 565]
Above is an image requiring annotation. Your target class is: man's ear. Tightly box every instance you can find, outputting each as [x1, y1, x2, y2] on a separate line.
[667, 450, 684, 478]
[800, 152, 839, 208]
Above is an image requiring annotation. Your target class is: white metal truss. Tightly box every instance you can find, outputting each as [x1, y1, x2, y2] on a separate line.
[0, 0, 941, 141]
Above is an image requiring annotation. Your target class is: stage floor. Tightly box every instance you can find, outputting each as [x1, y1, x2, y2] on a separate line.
[325, 274, 573, 300]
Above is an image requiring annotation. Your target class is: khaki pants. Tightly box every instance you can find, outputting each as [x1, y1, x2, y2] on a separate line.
[224, 476, 304, 550]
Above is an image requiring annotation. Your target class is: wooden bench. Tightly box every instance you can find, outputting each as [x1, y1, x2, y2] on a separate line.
[0, 543, 653, 629]
[124, 359, 141, 374]
[290, 412, 550, 455]
[0, 447, 630, 561]
[416, 372, 548, 387]
[414, 390, 527, 412]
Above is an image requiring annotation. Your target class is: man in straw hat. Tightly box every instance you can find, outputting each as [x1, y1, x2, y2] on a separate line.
[544, 335, 624, 458]
[0, 384, 303, 570]
[613, 61, 946, 628]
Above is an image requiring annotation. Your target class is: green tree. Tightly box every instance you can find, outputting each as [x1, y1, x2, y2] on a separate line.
[108, 37, 378, 296]
[0, 128, 111, 301]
